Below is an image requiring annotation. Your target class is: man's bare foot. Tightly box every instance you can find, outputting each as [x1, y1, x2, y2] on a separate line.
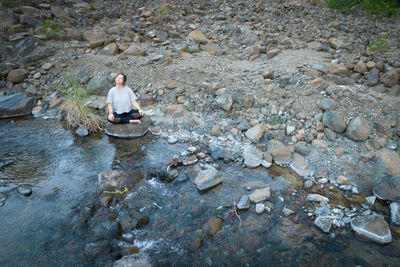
[129, 119, 141, 124]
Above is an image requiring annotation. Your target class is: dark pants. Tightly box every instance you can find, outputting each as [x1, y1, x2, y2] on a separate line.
[108, 109, 143, 124]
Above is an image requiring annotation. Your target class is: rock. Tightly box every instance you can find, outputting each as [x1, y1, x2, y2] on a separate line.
[345, 116, 371, 142]
[210, 125, 221, 136]
[366, 69, 380, 86]
[84, 240, 110, 259]
[329, 63, 348, 76]
[215, 95, 233, 112]
[373, 175, 400, 202]
[286, 126, 296, 135]
[186, 30, 210, 44]
[0, 93, 34, 119]
[245, 124, 264, 143]
[16, 186, 32, 196]
[322, 111, 346, 133]
[85, 95, 107, 110]
[261, 151, 272, 168]
[307, 194, 329, 203]
[390, 202, 400, 226]
[104, 43, 118, 55]
[268, 139, 292, 165]
[315, 216, 332, 233]
[202, 217, 223, 238]
[389, 85, 400, 96]
[84, 31, 106, 48]
[105, 116, 152, 138]
[119, 209, 150, 231]
[41, 63, 53, 70]
[122, 43, 147, 57]
[97, 170, 142, 195]
[243, 145, 263, 168]
[237, 195, 250, 210]
[139, 94, 153, 107]
[182, 155, 198, 166]
[113, 254, 152, 267]
[367, 61, 376, 69]
[337, 175, 349, 185]
[324, 128, 336, 140]
[365, 196, 376, 205]
[7, 69, 30, 83]
[318, 98, 337, 111]
[381, 69, 399, 87]
[290, 153, 309, 177]
[376, 149, 400, 176]
[87, 76, 113, 96]
[166, 80, 179, 89]
[167, 137, 177, 144]
[328, 38, 344, 49]
[304, 180, 313, 189]
[282, 208, 295, 216]
[255, 203, 265, 214]
[262, 70, 275, 80]
[15, 37, 43, 57]
[249, 187, 271, 203]
[354, 60, 367, 73]
[75, 126, 89, 136]
[351, 214, 392, 244]
[266, 48, 281, 59]
[194, 166, 222, 191]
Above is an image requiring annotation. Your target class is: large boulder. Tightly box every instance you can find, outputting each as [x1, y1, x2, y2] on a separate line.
[372, 175, 400, 202]
[87, 76, 113, 96]
[121, 43, 147, 57]
[376, 149, 400, 176]
[0, 93, 34, 118]
[345, 116, 371, 141]
[322, 111, 346, 133]
[7, 69, 30, 83]
[84, 31, 106, 48]
[105, 116, 152, 138]
[351, 214, 392, 244]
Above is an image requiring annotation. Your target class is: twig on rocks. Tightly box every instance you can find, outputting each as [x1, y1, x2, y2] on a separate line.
[229, 201, 242, 226]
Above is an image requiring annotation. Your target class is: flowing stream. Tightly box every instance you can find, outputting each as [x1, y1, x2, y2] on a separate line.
[0, 118, 399, 266]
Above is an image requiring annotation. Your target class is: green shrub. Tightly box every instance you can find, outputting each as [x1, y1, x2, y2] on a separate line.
[156, 6, 169, 16]
[326, 0, 399, 18]
[368, 37, 390, 52]
[42, 19, 59, 39]
[59, 79, 103, 133]
[1, 1, 19, 8]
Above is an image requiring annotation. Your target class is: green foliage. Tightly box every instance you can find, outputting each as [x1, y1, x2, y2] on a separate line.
[59, 79, 103, 133]
[1, 1, 19, 8]
[42, 19, 59, 40]
[368, 37, 390, 53]
[326, 0, 399, 18]
[156, 6, 169, 16]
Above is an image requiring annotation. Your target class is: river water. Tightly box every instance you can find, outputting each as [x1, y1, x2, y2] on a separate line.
[0, 118, 399, 266]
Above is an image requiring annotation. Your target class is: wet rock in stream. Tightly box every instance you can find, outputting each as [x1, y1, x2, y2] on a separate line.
[350, 214, 392, 244]
[16, 186, 32, 196]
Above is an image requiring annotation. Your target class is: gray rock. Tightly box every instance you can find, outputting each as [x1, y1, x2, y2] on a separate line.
[304, 180, 313, 189]
[84, 240, 110, 259]
[113, 254, 152, 267]
[215, 95, 233, 111]
[16, 186, 32, 196]
[87, 76, 113, 96]
[390, 202, 400, 226]
[167, 137, 178, 144]
[75, 126, 89, 136]
[376, 149, 400, 176]
[307, 194, 329, 203]
[255, 203, 265, 214]
[103, 43, 118, 55]
[0, 192, 6, 206]
[122, 43, 147, 57]
[373, 175, 400, 202]
[381, 69, 399, 87]
[366, 68, 380, 86]
[282, 208, 295, 216]
[105, 116, 152, 138]
[290, 153, 309, 177]
[84, 31, 106, 48]
[345, 116, 371, 142]
[7, 69, 30, 83]
[324, 128, 336, 141]
[308, 64, 329, 74]
[318, 98, 337, 111]
[286, 125, 296, 135]
[182, 155, 198, 166]
[0, 93, 34, 119]
[245, 124, 264, 143]
[237, 195, 250, 210]
[266, 48, 281, 59]
[249, 187, 271, 203]
[315, 216, 332, 233]
[351, 214, 392, 244]
[261, 151, 272, 168]
[243, 145, 263, 168]
[365, 196, 376, 205]
[119, 208, 150, 231]
[194, 166, 222, 191]
[322, 111, 346, 133]
[85, 96, 107, 110]
[15, 37, 43, 56]
[268, 139, 292, 165]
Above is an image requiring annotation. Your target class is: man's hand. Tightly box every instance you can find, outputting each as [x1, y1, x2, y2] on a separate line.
[108, 113, 114, 121]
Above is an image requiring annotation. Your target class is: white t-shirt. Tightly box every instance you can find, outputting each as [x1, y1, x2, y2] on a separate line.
[106, 86, 138, 114]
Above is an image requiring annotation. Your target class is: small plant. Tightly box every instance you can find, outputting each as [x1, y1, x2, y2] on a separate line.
[156, 6, 169, 16]
[42, 19, 59, 39]
[368, 37, 390, 53]
[59, 79, 103, 133]
[1, 1, 19, 8]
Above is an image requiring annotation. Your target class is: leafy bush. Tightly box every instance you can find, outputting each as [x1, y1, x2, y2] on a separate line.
[59, 79, 103, 133]
[156, 6, 169, 16]
[368, 37, 390, 52]
[326, 0, 399, 18]
[42, 19, 59, 39]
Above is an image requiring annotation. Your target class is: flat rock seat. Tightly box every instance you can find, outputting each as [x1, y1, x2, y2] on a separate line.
[105, 116, 152, 138]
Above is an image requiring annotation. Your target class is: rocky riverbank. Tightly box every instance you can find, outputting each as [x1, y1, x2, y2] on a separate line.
[1, 0, 400, 265]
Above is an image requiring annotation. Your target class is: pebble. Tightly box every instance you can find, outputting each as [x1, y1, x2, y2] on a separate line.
[16, 186, 32, 196]
[255, 203, 265, 214]
[318, 178, 328, 184]
[365, 196, 376, 205]
[304, 180, 313, 189]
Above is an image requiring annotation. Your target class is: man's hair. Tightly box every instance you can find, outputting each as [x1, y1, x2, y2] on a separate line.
[117, 73, 127, 86]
